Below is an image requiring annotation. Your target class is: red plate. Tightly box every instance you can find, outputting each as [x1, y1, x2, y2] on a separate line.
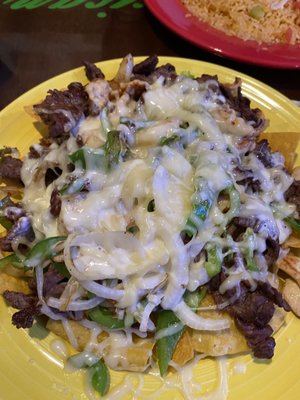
[144, 0, 300, 69]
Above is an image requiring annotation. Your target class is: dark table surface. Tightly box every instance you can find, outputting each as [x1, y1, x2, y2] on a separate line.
[1, 0, 300, 111]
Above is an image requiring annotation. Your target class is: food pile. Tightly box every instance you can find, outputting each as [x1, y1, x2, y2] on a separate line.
[182, 0, 300, 44]
[1, 55, 300, 396]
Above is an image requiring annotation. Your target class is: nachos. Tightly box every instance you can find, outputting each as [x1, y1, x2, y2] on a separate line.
[1, 55, 300, 396]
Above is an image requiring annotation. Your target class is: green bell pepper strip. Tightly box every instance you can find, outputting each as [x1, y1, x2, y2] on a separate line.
[69, 147, 108, 170]
[100, 108, 113, 135]
[242, 228, 259, 272]
[0, 253, 23, 270]
[183, 177, 214, 236]
[102, 130, 121, 168]
[88, 307, 126, 330]
[156, 310, 184, 377]
[24, 236, 67, 268]
[0, 216, 13, 230]
[67, 353, 110, 397]
[284, 216, 300, 233]
[183, 287, 207, 309]
[156, 288, 208, 376]
[222, 185, 240, 223]
[244, 250, 258, 272]
[204, 244, 222, 278]
[89, 360, 110, 396]
[159, 134, 179, 146]
[183, 199, 211, 237]
[51, 262, 71, 278]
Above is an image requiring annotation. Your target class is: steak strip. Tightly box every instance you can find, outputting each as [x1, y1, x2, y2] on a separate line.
[210, 273, 289, 359]
[3, 290, 41, 329]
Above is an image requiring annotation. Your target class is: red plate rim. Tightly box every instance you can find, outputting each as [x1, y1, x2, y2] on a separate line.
[144, 0, 300, 69]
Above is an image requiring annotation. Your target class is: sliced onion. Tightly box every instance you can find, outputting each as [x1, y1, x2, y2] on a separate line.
[139, 300, 159, 332]
[161, 235, 189, 309]
[40, 303, 65, 321]
[174, 300, 230, 331]
[47, 296, 103, 311]
[36, 265, 44, 302]
[78, 318, 102, 330]
[80, 280, 124, 300]
[62, 319, 79, 349]
[155, 323, 183, 340]
[67, 351, 100, 369]
[137, 272, 167, 290]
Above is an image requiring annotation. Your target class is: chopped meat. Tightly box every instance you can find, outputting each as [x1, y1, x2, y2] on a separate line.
[232, 292, 274, 328]
[34, 82, 89, 144]
[28, 142, 49, 159]
[234, 164, 261, 192]
[197, 74, 218, 84]
[132, 55, 159, 76]
[85, 79, 111, 116]
[210, 273, 288, 359]
[28, 145, 41, 159]
[134, 63, 177, 84]
[264, 237, 280, 267]
[149, 63, 177, 84]
[252, 337, 275, 359]
[12, 306, 41, 329]
[253, 140, 275, 168]
[83, 60, 105, 81]
[123, 79, 149, 101]
[237, 177, 261, 192]
[257, 281, 290, 312]
[3, 290, 37, 310]
[45, 167, 62, 187]
[3, 290, 41, 329]
[50, 188, 61, 217]
[219, 78, 266, 131]
[235, 318, 273, 345]
[0, 156, 23, 184]
[285, 180, 300, 214]
[227, 216, 279, 265]
[43, 266, 66, 298]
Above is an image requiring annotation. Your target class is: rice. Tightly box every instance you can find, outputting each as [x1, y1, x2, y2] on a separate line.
[181, 0, 300, 44]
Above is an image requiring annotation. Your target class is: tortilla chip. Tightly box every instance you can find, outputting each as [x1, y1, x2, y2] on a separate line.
[284, 234, 300, 249]
[191, 295, 248, 356]
[269, 305, 286, 332]
[172, 329, 194, 366]
[259, 132, 299, 172]
[277, 255, 300, 286]
[0, 271, 31, 295]
[282, 279, 300, 317]
[126, 339, 155, 371]
[47, 319, 154, 371]
[46, 319, 108, 351]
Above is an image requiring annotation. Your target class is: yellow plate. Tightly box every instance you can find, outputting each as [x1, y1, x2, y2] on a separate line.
[1, 57, 300, 400]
